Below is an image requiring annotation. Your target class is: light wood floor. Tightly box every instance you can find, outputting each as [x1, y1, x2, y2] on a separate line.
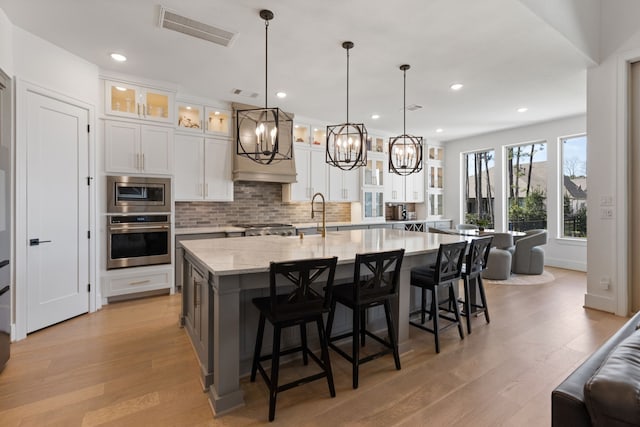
[0, 267, 628, 426]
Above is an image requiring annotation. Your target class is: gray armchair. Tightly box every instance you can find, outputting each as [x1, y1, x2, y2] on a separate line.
[511, 229, 547, 275]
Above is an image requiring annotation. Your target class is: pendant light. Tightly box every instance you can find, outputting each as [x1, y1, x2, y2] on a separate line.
[389, 64, 423, 175]
[236, 9, 292, 165]
[326, 41, 367, 171]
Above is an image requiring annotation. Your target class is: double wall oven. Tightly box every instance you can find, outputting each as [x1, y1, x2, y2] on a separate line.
[107, 176, 172, 270]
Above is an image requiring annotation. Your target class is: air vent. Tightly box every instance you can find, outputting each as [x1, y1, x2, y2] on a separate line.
[159, 6, 237, 47]
[406, 104, 423, 111]
[232, 88, 259, 98]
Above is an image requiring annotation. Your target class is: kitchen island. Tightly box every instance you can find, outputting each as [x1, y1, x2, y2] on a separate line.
[180, 228, 464, 415]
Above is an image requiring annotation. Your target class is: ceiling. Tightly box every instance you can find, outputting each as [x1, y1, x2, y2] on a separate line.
[0, 0, 592, 141]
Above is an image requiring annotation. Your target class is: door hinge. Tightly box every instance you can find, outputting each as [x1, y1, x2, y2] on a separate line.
[87, 124, 90, 133]
[87, 283, 91, 292]
[87, 230, 91, 239]
[86, 176, 93, 185]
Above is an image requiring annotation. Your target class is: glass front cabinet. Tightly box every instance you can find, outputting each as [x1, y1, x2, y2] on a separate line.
[105, 80, 174, 123]
[426, 144, 444, 218]
[361, 151, 385, 221]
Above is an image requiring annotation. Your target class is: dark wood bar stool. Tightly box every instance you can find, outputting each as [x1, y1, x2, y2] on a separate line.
[250, 256, 338, 422]
[409, 241, 467, 353]
[326, 249, 405, 389]
[460, 236, 493, 334]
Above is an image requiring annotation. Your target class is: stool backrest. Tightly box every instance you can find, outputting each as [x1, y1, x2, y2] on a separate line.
[352, 249, 405, 301]
[269, 256, 338, 315]
[466, 236, 493, 275]
[434, 241, 467, 283]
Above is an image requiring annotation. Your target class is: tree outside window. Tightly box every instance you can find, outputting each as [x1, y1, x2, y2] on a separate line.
[507, 142, 547, 231]
[463, 150, 495, 228]
[561, 135, 587, 238]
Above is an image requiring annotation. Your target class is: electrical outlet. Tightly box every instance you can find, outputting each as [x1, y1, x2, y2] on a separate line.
[600, 196, 614, 206]
[599, 277, 610, 290]
[600, 208, 614, 219]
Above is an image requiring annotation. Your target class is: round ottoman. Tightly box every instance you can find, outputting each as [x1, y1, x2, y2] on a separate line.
[482, 248, 512, 280]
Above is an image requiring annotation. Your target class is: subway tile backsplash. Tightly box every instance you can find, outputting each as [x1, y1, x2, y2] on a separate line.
[175, 181, 351, 228]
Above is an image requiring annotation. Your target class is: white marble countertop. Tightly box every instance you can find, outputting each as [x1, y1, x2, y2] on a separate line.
[181, 228, 463, 276]
[175, 226, 246, 235]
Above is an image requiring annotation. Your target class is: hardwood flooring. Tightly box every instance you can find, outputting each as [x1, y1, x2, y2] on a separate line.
[0, 267, 628, 426]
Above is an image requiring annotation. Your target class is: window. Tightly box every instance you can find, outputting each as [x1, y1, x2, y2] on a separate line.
[506, 142, 547, 232]
[561, 134, 587, 238]
[463, 150, 495, 228]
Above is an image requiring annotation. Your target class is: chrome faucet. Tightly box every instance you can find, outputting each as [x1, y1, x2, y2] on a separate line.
[311, 192, 326, 238]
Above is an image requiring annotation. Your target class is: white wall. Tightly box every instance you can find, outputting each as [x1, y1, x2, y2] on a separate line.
[0, 8, 13, 75]
[443, 114, 587, 271]
[586, 12, 640, 315]
[12, 26, 99, 105]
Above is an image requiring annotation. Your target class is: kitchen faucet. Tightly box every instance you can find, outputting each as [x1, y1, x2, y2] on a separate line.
[311, 192, 326, 238]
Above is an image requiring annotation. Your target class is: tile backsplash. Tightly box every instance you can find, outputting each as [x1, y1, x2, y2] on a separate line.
[175, 181, 351, 228]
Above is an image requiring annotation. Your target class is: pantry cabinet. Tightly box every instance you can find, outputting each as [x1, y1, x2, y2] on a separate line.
[174, 134, 233, 201]
[105, 120, 173, 175]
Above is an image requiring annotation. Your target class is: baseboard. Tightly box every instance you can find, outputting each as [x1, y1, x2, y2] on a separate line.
[584, 293, 616, 313]
[545, 257, 587, 272]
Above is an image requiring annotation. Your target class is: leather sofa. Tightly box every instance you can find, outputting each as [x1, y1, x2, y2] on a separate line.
[551, 310, 640, 426]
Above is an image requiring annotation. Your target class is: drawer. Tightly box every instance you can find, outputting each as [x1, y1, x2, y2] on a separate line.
[104, 267, 172, 297]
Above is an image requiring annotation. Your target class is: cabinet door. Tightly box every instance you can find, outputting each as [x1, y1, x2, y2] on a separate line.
[205, 107, 231, 137]
[327, 165, 344, 201]
[343, 169, 360, 201]
[105, 81, 140, 119]
[204, 138, 234, 201]
[140, 125, 173, 174]
[385, 170, 405, 202]
[406, 170, 425, 203]
[309, 148, 327, 196]
[174, 134, 204, 200]
[177, 102, 204, 131]
[105, 121, 140, 173]
[142, 89, 173, 123]
[287, 145, 311, 201]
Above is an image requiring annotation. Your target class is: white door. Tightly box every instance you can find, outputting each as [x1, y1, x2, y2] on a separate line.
[26, 91, 89, 332]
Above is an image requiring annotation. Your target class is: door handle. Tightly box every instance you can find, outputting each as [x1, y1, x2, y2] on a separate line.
[29, 238, 52, 246]
[0, 259, 8, 269]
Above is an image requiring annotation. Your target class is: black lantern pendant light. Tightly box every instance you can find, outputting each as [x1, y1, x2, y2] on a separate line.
[326, 41, 367, 170]
[236, 9, 292, 165]
[389, 64, 423, 175]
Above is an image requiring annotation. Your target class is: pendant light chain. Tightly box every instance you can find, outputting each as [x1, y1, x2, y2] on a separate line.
[346, 46, 350, 124]
[403, 67, 406, 137]
[264, 17, 269, 110]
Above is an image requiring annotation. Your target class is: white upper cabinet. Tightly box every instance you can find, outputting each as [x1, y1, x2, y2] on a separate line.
[204, 107, 231, 137]
[328, 166, 359, 202]
[105, 80, 174, 123]
[105, 121, 173, 175]
[405, 169, 425, 203]
[176, 100, 231, 138]
[283, 145, 327, 202]
[174, 134, 233, 201]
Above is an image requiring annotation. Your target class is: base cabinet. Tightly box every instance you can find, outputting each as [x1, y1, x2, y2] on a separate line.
[181, 254, 213, 390]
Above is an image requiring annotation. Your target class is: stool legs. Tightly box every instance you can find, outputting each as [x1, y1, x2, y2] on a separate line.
[352, 307, 360, 389]
[383, 299, 401, 370]
[251, 314, 266, 382]
[316, 318, 336, 397]
[268, 326, 282, 422]
[461, 275, 491, 334]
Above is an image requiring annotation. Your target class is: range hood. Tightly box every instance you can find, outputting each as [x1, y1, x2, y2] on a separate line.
[232, 102, 297, 183]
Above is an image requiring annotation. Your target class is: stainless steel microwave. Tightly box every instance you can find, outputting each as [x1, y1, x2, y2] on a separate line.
[107, 176, 172, 213]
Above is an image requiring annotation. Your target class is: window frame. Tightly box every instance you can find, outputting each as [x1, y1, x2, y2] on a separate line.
[558, 133, 588, 241]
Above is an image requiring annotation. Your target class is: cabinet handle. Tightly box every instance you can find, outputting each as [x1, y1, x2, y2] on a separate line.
[142, 153, 145, 170]
[136, 153, 140, 170]
[205, 183, 209, 197]
[137, 103, 141, 117]
[129, 279, 151, 286]
[143, 104, 147, 117]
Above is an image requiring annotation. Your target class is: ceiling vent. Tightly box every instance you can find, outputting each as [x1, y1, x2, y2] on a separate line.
[159, 6, 237, 47]
[232, 88, 259, 98]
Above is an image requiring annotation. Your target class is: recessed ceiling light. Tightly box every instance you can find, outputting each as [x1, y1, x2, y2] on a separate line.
[313, 128, 318, 131]
[115, 86, 127, 92]
[276, 91, 287, 98]
[450, 83, 463, 91]
[294, 125, 299, 128]
[371, 114, 380, 120]
[186, 106, 192, 110]
[110, 53, 127, 62]
[517, 107, 528, 113]
[214, 111, 220, 116]
[436, 128, 444, 133]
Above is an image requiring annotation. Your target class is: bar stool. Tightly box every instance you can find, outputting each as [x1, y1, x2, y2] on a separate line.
[409, 241, 467, 353]
[460, 236, 493, 334]
[326, 249, 405, 389]
[250, 256, 338, 422]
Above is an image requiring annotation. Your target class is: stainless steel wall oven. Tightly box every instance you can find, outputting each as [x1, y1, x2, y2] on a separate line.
[107, 214, 171, 269]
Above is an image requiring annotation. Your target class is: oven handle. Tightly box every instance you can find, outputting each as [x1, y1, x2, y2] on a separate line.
[108, 224, 171, 231]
